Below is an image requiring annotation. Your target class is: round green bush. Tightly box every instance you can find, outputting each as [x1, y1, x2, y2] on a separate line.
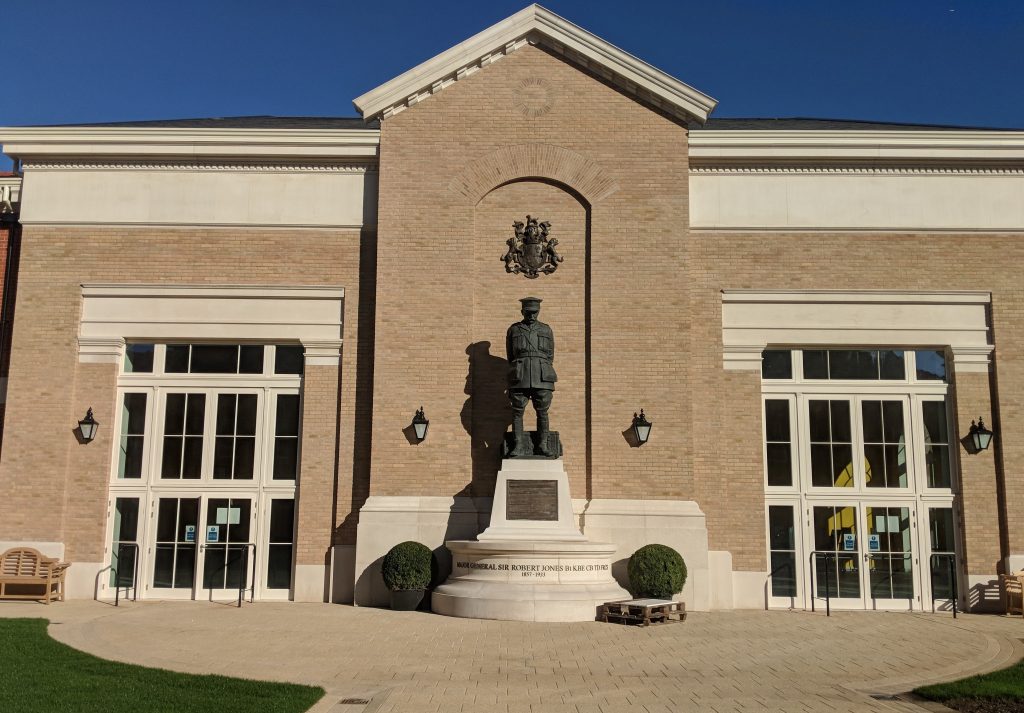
[381, 541, 433, 591]
[627, 544, 687, 598]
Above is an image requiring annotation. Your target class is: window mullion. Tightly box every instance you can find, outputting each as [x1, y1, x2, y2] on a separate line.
[202, 389, 215, 481]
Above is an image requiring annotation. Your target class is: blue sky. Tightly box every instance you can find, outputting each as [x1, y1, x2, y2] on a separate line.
[2, 1, 1023, 168]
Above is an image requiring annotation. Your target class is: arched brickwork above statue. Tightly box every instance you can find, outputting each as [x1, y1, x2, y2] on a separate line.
[448, 143, 619, 206]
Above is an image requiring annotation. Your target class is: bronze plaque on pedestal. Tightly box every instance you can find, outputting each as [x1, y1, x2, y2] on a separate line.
[506, 479, 558, 521]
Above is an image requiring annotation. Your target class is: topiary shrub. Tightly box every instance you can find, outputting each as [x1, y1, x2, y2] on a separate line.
[381, 541, 433, 591]
[627, 544, 687, 599]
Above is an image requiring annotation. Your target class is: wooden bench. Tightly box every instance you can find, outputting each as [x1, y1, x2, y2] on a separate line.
[599, 598, 686, 626]
[1000, 572, 1024, 617]
[0, 547, 70, 604]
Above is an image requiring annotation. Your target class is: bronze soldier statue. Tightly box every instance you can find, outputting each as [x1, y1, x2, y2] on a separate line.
[506, 296, 557, 456]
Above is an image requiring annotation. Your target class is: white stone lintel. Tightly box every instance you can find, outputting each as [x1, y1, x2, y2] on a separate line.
[721, 289, 993, 371]
[78, 284, 344, 362]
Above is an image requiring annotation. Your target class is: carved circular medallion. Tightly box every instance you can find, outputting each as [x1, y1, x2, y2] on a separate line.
[513, 77, 554, 118]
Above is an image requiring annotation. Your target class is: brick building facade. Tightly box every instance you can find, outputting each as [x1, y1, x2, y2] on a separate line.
[0, 6, 1017, 611]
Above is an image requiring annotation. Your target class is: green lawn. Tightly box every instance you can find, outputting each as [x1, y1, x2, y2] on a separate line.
[915, 658, 1024, 710]
[0, 619, 324, 713]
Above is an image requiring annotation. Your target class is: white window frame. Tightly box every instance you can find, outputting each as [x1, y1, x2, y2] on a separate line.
[761, 347, 960, 611]
[103, 341, 304, 602]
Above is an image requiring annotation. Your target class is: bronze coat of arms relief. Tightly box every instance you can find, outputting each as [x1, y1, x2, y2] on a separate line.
[501, 215, 563, 279]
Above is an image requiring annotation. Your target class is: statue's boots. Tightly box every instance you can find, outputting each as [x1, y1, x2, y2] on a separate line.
[511, 412, 531, 457]
[536, 411, 554, 457]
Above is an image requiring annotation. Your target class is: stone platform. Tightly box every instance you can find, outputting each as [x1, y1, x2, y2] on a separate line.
[432, 456, 628, 621]
[432, 539, 628, 621]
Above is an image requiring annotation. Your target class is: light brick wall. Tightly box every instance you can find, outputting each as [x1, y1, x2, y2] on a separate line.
[0, 226, 368, 562]
[952, 371, 1002, 574]
[295, 364, 340, 565]
[371, 45, 692, 507]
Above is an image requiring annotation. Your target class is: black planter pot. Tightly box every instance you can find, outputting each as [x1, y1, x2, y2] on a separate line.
[390, 588, 425, 611]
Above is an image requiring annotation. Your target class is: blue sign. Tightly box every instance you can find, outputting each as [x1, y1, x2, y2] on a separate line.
[868, 534, 881, 552]
[843, 533, 856, 551]
[184, 525, 195, 543]
[206, 525, 220, 543]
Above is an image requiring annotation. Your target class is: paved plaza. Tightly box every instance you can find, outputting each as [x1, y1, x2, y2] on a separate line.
[2, 601, 1023, 712]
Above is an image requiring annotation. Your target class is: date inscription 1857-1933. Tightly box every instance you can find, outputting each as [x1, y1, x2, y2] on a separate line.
[501, 215, 563, 279]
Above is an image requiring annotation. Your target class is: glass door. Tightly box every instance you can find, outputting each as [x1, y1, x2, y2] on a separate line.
[151, 497, 200, 598]
[926, 506, 958, 612]
[767, 503, 801, 608]
[863, 504, 918, 609]
[199, 497, 256, 601]
[261, 498, 296, 599]
[808, 502, 920, 610]
[810, 504, 864, 609]
[150, 495, 257, 600]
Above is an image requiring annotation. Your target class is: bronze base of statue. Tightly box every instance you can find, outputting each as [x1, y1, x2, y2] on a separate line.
[502, 430, 562, 459]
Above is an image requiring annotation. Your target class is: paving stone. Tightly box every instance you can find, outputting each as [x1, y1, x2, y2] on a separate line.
[2, 601, 1023, 713]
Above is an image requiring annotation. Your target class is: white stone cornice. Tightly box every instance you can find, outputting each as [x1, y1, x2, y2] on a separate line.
[0, 127, 380, 162]
[690, 165, 1024, 176]
[353, 4, 717, 122]
[77, 336, 126, 364]
[689, 130, 1024, 163]
[81, 284, 345, 300]
[302, 339, 344, 367]
[951, 345, 995, 373]
[721, 290, 992, 305]
[21, 160, 376, 173]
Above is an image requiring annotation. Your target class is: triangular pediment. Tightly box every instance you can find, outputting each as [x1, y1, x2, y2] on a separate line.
[353, 4, 717, 123]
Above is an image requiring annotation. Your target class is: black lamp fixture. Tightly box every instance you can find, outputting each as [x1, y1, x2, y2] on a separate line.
[632, 409, 652, 445]
[412, 407, 429, 442]
[969, 417, 994, 452]
[78, 407, 99, 442]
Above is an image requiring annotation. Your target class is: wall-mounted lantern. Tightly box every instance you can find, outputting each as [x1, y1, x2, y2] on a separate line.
[412, 407, 429, 442]
[969, 417, 994, 452]
[78, 408, 99, 442]
[632, 409, 652, 446]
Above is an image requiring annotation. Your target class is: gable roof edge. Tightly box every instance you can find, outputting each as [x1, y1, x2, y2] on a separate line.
[352, 4, 717, 122]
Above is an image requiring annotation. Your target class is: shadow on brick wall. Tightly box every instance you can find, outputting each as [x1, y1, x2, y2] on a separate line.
[461, 341, 512, 498]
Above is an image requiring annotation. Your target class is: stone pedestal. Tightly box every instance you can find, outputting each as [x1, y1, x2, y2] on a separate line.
[478, 458, 585, 542]
[432, 457, 628, 621]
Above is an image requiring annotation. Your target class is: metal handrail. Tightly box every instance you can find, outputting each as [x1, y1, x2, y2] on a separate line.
[808, 551, 835, 616]
[203, 542, 256, 607]
[95, 541, 140, 606]
[930, 552, 959, 619]
[113, 542, 140, 606]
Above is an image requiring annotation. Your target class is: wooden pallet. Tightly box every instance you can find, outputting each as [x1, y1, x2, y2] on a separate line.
[599, 598, 686, 626]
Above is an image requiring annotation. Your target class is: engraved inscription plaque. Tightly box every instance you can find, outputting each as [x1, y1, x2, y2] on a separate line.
[506, 479, 558, 521]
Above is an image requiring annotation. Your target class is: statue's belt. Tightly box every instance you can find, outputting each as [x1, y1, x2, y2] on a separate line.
[511, 353, 552, 359]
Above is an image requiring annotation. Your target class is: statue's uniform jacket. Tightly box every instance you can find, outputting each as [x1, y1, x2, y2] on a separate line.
[506, 320, 557, 390]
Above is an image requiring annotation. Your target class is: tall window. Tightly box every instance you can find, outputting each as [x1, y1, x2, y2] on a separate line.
[108, 343, 304, 599]
[761, 348, 959, 609]
[112, 343, 302, 485]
